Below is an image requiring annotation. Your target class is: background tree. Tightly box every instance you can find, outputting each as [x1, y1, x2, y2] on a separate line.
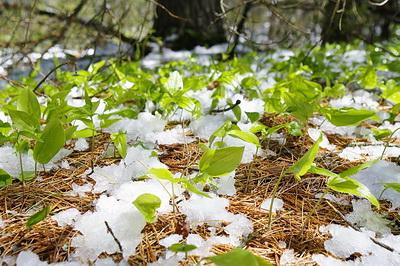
[153, 0, 226, 50]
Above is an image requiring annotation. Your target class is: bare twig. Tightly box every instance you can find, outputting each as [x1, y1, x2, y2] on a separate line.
[104, 221, 123, 253]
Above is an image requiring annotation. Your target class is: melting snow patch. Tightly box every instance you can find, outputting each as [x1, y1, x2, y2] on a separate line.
[0, 146, 72, 178]
[52, 208, 81, 227]
[189, 114, 229, 140]
[224, 136, 258, 163]
[90, 146, 166, 193]
[351, 160, 400, 209]
[339, 145, 400, 161]
[148, 125, 194, 145]
[16, 250, 81, 266]
[315, 193, 349, 205]
[280, 249, 297, 265]
[114, 179, 182, 213]
[148, 255, 181, 266]
[260, 198, 284, 213]
[312, 224, 400, 266]
[179, 194, 253, 247]
[216, 172, 236, 196]
[345, 200, 390, 235]
[329, 90, 379, 111]
[70, 183, 93, 197]
[308, 128, 336, 151]
[71, 195, 146, 261]
[74, 138, 89, 151]
[310, 116, 357, 137]
[106, 112, 166, 145]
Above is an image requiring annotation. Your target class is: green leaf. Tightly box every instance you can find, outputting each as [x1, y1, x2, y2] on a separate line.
[8, 109, 40, 131]
[26, 205, 51, 228]
[339, 159, 378, 178]
[132, 193, 161, 223]
[372, 128, 391, 140]
[201, 146, 244, 176]
[0, 169, 12, 188]
[179, 178, 210, 197]
[18, 171, 36, 182]
[288, 134, 322, 181]
[246, 112, 260, 123]
[360, 66, 377, 89]
[199, 148, 216, 172]
[148, 168, 177, 183]
[168, 243, 197, 253]
[209, 121, 232, 146]
[72, 128, 98, 139]
[208, 249, 272, 266]
[228, 129, 260, 147]
[322, 107, 377, 126]
[33, 119, 65, 164]
[327, 176, 379, 207]
[232, 105, 242, 121]
[383, 183, 400, 193]
[308, 165, 338, 178]
[110, 132, 127, 158]
[18, 89, 41, 120]
[287, 121, 302, 136]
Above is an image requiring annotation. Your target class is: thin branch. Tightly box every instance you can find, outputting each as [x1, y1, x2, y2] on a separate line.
[33, 62, 72, 93]
[104, 221, 123, 253]
[369, 0, 390, 6]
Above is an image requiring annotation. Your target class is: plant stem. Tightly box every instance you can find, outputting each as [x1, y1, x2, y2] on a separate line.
[245, 146, 259, 193]
[380, 127, 400, 160]
[19, 152, 24, 182]
[378, 187, 387, 200]
[171, 183, 177, 214]
[268, 168, 286, 230]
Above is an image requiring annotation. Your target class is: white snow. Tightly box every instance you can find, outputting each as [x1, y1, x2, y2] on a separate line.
[74, 138, 89, 151]
[148, 255, 181, 266]
[308, 128, 336, 151]
[260, 198, 284, 213]
[16, 250, 81, 266]
[0, 146, 72, 178]
[351, 160, 400, 209]
[89, 146, 166, 193]
[106, 112, 166, 144]
[189, 114, 229, 140]
[71, 195, 146, 261]
[315, 193, 349, 205]
[159, 234, 183, 248]
[310, 116, 357, 137]
[70, 183, 93, 197]
[149, 125, 194, 145]
[312, 224, 400, 266]
[216, 172, 236, 196]
[52, 208, 81, 227]
[339, 145, 400, 161]
[280, 249, 297, 265]
[345, 200, 390, 235]
[179, 194, 253, 246]
[342, 50, 367, 65]
[114, 179, 182, 213]
[329, 90, 379, 111]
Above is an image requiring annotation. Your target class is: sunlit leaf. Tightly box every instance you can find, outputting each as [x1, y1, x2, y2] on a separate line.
[208, 249, 272, 266]
[26, 205, 51, 228]
[133, 193, 161, 223]
[288, 134, 322, 180]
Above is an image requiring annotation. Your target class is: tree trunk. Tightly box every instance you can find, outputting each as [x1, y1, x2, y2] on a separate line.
[153, 0, 226, 50]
